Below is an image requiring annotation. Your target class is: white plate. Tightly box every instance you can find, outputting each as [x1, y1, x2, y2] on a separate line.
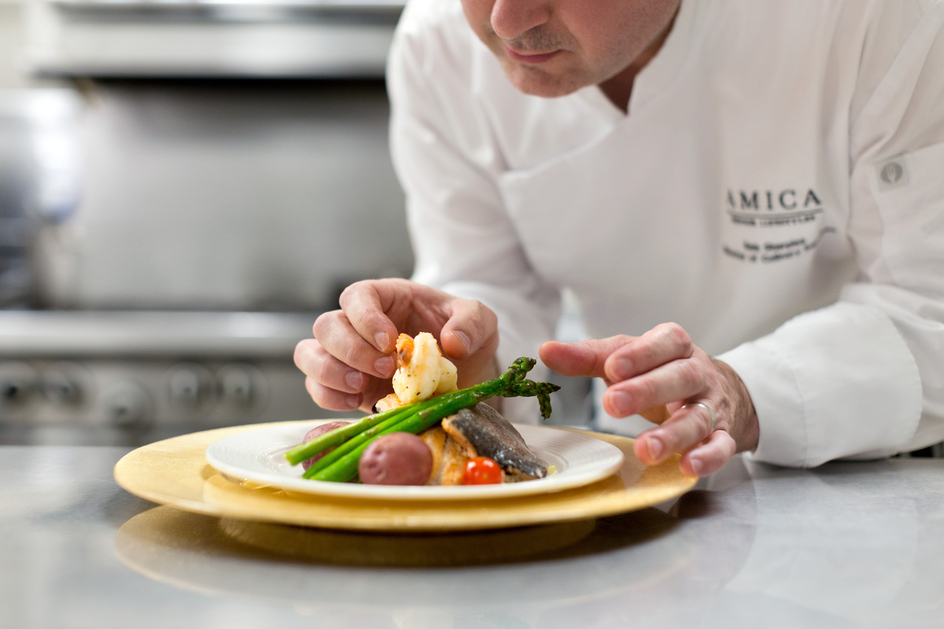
[206, 420, 625, 501]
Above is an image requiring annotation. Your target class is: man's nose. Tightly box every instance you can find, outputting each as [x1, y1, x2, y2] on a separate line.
[490, 0, 551, 40]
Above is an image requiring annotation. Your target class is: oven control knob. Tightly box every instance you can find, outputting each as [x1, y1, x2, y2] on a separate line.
[42, 365, 84, 406]
[102, 382, 152, 428]
[0, 362, 39, 408]
[168, 364, 212, 407]
[218, 365, 255, 407]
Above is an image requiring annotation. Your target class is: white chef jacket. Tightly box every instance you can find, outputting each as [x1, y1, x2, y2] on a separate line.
[387, 0, 944, 467]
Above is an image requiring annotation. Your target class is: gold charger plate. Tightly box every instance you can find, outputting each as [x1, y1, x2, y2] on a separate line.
[114, 421, 697, 531]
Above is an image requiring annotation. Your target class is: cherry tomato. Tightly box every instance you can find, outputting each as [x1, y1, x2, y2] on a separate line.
[463, 456, 503, 485]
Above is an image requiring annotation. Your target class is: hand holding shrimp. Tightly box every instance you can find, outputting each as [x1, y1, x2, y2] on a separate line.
[294, 278, 499, 414]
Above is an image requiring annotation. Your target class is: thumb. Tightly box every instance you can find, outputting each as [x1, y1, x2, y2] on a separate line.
[439, 297, 499, 360]
[539, 336, 637, 379]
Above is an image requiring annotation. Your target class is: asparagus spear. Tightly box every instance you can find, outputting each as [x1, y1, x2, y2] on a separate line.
[502, 381, 559, 421]
[285, 397, 438, 467]
[301, 400, 435, 478]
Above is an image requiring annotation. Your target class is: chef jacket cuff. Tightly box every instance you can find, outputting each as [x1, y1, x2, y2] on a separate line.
[717, 302, 922, 467]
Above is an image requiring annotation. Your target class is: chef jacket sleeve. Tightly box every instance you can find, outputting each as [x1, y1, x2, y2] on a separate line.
[386, 7, 561, 422]
[719, 3, 944, 466]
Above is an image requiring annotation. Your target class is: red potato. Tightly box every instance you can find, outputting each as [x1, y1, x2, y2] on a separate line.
[358, 432, 433, 486]
[301, 421, 351, 470]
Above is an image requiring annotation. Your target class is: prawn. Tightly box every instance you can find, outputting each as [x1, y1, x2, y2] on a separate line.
[390, 332, 458, 405]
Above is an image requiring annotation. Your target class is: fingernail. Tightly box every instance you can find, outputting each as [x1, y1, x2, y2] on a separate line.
[374, 356, 395, 375]
[611, 358, 632, 380]
[375, 332, 390, 351]
[610, 391, 631, 415]
[689, 459, 703, 476]
[345, 371, 364, 391]
[647, 437, 664, 461]
[454, 330, 471, 354]
[345, 395, 360, 409]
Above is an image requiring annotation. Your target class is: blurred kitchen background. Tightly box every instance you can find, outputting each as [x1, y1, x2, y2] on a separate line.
[0, 0, 595, 447]
[0, 0, 420, 445]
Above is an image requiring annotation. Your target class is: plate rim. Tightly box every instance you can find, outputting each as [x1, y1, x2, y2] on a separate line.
[204, 420, 626, 501]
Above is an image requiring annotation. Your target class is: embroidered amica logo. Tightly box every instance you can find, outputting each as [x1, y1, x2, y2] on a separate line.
[726, 189, 822, 211]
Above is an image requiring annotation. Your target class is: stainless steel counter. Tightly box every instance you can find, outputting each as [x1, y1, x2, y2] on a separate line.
[2, 446, 942, 628]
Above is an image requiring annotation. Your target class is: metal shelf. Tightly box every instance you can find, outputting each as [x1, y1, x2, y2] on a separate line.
[24, 0, 404, 78]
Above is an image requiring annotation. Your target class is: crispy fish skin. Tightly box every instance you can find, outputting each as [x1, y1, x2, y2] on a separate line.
[442, 403, 548, 480]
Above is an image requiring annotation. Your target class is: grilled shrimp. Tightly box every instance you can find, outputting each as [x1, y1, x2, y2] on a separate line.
[391, 332, 458, 405]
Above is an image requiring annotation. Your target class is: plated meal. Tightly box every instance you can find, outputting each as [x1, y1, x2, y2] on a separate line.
[284, 332, 561, 488]
[203, 422, 626, 501]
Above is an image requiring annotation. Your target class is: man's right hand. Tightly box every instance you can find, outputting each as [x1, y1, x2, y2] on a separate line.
[294, 278, 500, 414]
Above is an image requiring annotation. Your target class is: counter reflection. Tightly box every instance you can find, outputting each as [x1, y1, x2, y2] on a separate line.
[112, 457, 944, 628]
[113, 461, 756, 628]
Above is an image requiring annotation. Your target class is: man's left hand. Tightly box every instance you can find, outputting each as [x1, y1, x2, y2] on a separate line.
[540, 323, 759, 477]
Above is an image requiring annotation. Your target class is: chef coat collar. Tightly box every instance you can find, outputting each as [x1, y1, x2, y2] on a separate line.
[576, 0, 700, 119]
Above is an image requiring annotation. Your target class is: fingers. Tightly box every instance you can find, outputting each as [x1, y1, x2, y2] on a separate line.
[633, 403, 716, 465]
[603, 323, 694, 383]
[602, 357, 708, 418]
[300, 278, 501, 410]
[298, 279, 407, 413]
[540, 335, 637, 379]
[339, 279, 497, 367]
[337, 281, 402, 354]
[303, 375, 361, 412]
[439, 298, 500, 387]
[440, 298, 498, 360]
[553, 322, 748, 478]
[634, 404, 735, 477]
[577, 324, 703, 418]
[312, 310, 396, 379]
[541, 323, 693, 385]
[550, 322, 754, 478]
[680, 430, 737, 477]
[295, 338, 365, 394]
[295, 338, 375, 411]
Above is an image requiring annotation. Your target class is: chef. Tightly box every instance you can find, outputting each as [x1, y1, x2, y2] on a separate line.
[295, 0, 944, 476]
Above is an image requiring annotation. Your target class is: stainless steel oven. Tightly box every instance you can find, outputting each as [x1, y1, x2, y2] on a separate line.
[0, 310, 354, 445]
[1, 0, 411, 445]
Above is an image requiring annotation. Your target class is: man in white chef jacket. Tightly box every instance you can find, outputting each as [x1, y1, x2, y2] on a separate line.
[295, 0, 944, 476]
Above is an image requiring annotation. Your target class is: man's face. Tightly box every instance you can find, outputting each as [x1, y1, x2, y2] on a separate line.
[460, 0, 681, 98]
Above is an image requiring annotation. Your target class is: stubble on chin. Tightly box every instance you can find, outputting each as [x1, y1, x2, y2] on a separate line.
[502, 62, 586, 98]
